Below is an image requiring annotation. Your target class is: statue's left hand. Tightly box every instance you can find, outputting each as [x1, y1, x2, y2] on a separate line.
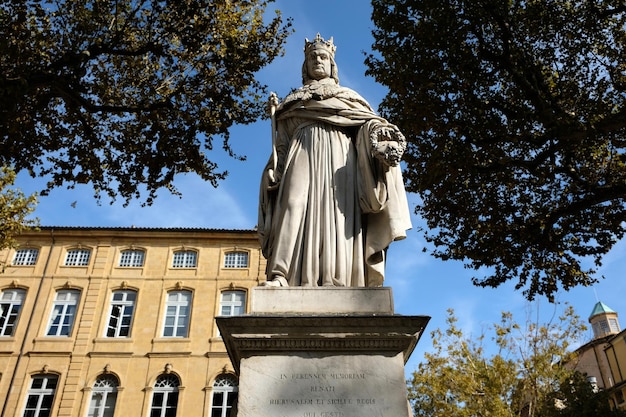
[369, 123, 406, 167]
[373, 140, 403, 167]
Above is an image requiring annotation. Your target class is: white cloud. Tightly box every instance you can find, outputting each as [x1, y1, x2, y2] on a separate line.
[15, 172, 254, 229]
[101, 175, 253, 229]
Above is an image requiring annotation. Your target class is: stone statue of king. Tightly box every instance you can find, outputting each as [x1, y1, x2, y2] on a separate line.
[258, 34, 412, 288]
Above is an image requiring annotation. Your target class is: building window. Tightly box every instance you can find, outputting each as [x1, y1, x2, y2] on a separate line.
[162, 290, 191, 337]
[609, 318, 620, 333]
[592, 322, 601, 336]
[23, 374, 58, 417]
[119, 250, 145, 267]
[223, 251, 248, 269]
[219, 291, 246, 317]
[105, 290, 136, 337]
[46, 289, 80, 336]
[172, 250, 197, 268]
[13, 248, 39, 266]
[600, 320, 610, 335]
[0, 288, 26, 336]
[87, 375, 118, 417]
[150, 374, 179, 417]
[65, 249, 91, 266]
[210, 374, 238, 417]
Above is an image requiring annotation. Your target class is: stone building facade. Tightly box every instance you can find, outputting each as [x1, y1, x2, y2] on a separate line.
[0, 226, 264, 417]
[573, 301, 626, 410]
[604, 324, 626, 409]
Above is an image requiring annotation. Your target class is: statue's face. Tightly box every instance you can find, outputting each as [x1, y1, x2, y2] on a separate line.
[306, 49, 332, 80]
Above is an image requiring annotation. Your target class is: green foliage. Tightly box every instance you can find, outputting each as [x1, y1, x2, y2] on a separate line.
[367, 0, 626, 300]
[541, 371, 626, 417]
[0, 166, 38, 255]
[0, 0, 292, 205]
[409, 311, 518, 417]
[407, 306, 609, 416]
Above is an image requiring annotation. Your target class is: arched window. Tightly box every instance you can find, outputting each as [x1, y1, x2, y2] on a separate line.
[210, 374, 238, 417]
[162, 290, 192, 337]
[105, 290, 137, 337]
[86, 375, 119, 417]
[219, 291, 246, 317]
[119, 250, 145, 267]
[13, 248, 39, 266]
[1, 288, 26, 336]
[171, 250, 197, 268]
[65, 249, 91, 266]
[150, 374, 180, 417]
[23, 374, 58, 417]
[223, 251, 248, 269]
[46, 289, 80, 336]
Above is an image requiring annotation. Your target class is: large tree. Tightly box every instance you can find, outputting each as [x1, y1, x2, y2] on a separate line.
[0, 0, 291, 204]
[408, 307, 626, 417]
[367, 0, 626, 300]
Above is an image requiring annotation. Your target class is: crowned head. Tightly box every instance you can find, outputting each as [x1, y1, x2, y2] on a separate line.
[302, 34, 339, 84]
[304, 33, 336, 58]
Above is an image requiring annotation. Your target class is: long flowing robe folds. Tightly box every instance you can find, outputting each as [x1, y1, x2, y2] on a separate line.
[258, 79, 411, 287]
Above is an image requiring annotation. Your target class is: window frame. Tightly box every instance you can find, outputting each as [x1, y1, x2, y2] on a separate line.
[86, 375, 119, 417]
[223, 251, 249, 269]
[46, 289, 80, 337]
[162, 290, 192, 338]
[105, 290, 137, 338]
[118, 249, 145, 268]
[598, 321, 609, 336]
[219, 291, 246, 317]
[13, 248, 39, 266]
[210, 374, 238, 417]
[150, 374, 180, 417]
[171, 250, 197, 268]
[64, 249, 91, 267]
[22, 374, 58, 417]
[0, 288, 26, 336]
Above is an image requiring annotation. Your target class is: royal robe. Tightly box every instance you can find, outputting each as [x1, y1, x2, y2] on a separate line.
[258, 79, 411, 287]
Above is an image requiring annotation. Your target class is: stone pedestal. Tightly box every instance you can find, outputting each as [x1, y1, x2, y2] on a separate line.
[216, 287, 429, 417]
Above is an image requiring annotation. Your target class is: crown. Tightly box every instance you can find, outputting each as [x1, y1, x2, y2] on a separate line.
[304, 33, 336, 57]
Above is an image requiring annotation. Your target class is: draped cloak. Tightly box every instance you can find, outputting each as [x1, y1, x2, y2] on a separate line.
[258, 79, 412, 287]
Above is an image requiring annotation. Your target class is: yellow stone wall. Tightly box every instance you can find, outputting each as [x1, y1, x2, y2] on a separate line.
[605, 331, 626, 409]
[0, 227, 265, 417]
[574, 340, 614, 390]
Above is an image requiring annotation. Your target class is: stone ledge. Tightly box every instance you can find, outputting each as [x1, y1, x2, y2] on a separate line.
[216, 314, 430, 374]
[250, 286, 395, 314]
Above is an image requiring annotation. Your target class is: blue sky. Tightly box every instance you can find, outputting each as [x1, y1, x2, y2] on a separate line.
[14, 0, 626, 373]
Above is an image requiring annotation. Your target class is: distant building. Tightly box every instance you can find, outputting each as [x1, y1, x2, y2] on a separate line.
[0, 226, 264, 417]
[573, 300, 626, 410]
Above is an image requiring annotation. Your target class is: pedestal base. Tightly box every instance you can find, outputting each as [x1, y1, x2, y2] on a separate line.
[216, 287, 429, 417]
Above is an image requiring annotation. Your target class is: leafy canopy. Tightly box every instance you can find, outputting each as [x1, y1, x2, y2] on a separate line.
[367, 0, 626, 300]
[0, 0, 291, 205]
[408, 306, 626, 417]
[0, 166, 38, 254]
